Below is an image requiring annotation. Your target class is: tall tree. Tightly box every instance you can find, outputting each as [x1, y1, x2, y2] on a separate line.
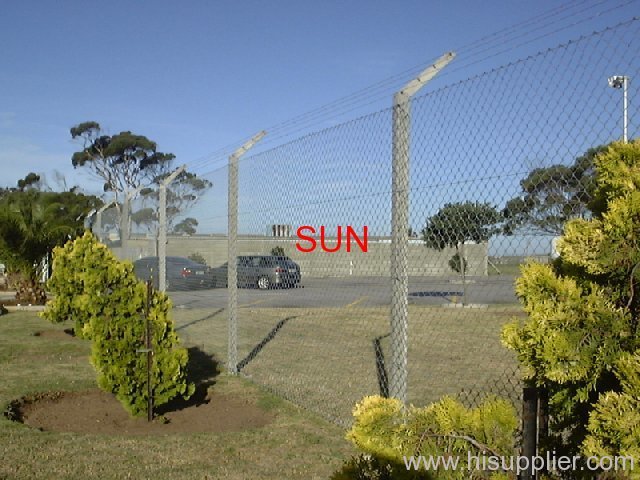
[17, 172, 42, 191]
[172, 217, 198, 236]
[502, 145, 608, 235]
[70, 121, 175, 202]
[71, 122, 211, 236]
[422, 201, 502, 251]
[138, 171, 212, 234]
[422, 201, 501, 284]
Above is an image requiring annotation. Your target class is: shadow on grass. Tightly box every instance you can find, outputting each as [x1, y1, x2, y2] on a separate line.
[156, 346, 220, 414]
[408, 290, 463, 297]
[373, 333, 390, 398]
[237, 316, 297, 372]
[175, 308, 225, 332]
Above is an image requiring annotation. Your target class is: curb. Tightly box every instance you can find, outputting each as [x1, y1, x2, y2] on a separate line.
[442, 303, 489, 309]
[3, 305, 46, 312]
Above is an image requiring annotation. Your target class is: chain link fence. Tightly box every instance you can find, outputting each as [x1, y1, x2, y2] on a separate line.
[103, 18, 638, 426]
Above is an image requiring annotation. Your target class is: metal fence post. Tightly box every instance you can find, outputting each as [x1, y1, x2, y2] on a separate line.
[228, 131, 266, 374]
[520, 386, 539, 480]
[389, 52, 455, 403]
[95, 201, 113, 242]
[158, 165, 187, 293]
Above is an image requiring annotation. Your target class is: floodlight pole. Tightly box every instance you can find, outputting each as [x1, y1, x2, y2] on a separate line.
[623, 76, 629, 143]
[608, 75, 630, 143]
[158, 165, 187, 292]
[389, 52, 455, 404]
[228, 131, 266, 374]
[121, 186, 145, 254]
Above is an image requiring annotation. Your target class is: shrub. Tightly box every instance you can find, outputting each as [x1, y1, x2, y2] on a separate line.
[271, 246, 286, 257]
[89, 278, 194, 416]
[43, 231, 194, 416]
[188, 252, 207, 265]
[43, 231, 123, 338]
[582, 353, 640, 478]
[448, 253, 467, 274]
[341, 395, 517, 480]
[501, 140, 640, 471]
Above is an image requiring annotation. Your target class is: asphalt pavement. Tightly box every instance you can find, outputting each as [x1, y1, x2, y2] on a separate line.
[168, 275, 519, 309]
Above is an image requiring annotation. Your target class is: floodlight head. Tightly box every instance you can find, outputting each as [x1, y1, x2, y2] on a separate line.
[608, 76, 626, 88]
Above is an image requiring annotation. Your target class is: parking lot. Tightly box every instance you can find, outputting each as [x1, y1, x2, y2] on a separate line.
[168, 275, 519, 309]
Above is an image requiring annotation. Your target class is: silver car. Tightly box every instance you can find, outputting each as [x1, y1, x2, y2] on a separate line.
[213, 255, 301, 289]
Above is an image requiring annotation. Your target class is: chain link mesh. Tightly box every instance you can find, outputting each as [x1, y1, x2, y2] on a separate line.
[109, 18, 638, 426]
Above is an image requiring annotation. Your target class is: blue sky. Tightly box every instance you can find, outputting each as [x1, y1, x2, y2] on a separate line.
[1, 0, 637, 191]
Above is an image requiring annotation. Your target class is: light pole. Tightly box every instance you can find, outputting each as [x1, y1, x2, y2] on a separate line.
[608, 75, 629, 143]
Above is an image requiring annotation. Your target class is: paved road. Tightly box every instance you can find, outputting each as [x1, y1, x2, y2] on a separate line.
[168, 275, 519, 309]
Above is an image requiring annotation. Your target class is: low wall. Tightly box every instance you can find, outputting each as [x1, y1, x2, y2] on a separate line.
[116, 235, 488, 277]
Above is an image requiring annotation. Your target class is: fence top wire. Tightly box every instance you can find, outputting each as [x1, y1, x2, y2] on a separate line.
[185, 6, 638, 175]
[183, 17, 639, 235]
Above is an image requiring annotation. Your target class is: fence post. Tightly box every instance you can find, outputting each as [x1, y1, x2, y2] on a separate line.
[158, 165, 187, 292]
[521, 386, 539, 480]
[537, 388, 549, 477]
[95, 201, 115, 243]
[120, 192, 130, 252]
[145, 279, 153, 422]
[389, 52, 455, 403]
[228, 131, 266, 374]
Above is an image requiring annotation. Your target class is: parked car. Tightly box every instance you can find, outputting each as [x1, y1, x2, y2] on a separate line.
[212, 255, 301, 289]
[133, 256, 214, 291]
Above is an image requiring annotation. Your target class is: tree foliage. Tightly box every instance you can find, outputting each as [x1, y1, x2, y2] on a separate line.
[71, 122, 211, 236]
[17, 172, 42, 191]
[71, 121, 175, 199]
[44, 232, 194, 416]
[502, 146, 608, 235]
[502, 140, 640, 474]
[172, 217, 198, 236]
[422, 202, 501, 250]
[0, 185, 100, 285]
[187, 252, 207, 265]
[137, 171, 212, 234]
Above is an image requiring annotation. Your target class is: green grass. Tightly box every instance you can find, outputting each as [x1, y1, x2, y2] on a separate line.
[488, 263, 523, 276]
[0, 312, 354, 480]
[172, 304, 525, 425]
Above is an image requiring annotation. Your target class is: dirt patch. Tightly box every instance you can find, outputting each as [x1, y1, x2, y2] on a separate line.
[7, 388, 275, 435]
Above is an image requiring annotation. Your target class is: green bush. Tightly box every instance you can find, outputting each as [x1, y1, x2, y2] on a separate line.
[43, 231, 122, 338]
[43, 231, 194, 416]
[188, 252, 207, 265]
[340, 395, 517, 480]
[502, 140, 640, 473]
[448, 253, 467, 274]
[89, 277, 194, 416]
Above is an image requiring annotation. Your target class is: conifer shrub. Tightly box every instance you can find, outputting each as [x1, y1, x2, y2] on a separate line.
[337, 395, 517, 480]
[43, 231, 194, 416]
[43, 231, 119, 338]
[89, 277, 194, 416]
[502, 140, 640, 473]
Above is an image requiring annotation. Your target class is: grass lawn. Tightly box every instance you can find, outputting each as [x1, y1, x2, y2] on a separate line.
[172, 304, 525, 425]
[488, 263, 523, 276]
[0, 311, 354, 480]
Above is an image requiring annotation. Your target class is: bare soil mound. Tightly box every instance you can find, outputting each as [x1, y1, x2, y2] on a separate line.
[7, 389, 274, 435]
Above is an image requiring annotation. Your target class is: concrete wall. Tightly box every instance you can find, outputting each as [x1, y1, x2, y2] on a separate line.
[117, 235, 488, 277]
